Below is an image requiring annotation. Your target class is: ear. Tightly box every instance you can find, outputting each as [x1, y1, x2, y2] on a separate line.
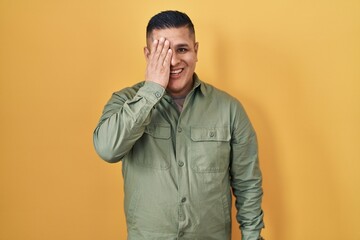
[194, 42, 199, 61]
[144, 46, 150, 61]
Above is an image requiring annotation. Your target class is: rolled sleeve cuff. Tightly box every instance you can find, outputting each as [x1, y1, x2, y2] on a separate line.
[242, 229, 263, 240]
[136, 81, 165, 105]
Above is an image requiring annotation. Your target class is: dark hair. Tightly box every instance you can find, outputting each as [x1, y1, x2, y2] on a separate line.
[146, 10, 195, 39]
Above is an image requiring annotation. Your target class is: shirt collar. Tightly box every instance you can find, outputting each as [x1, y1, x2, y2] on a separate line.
[193, 73, 207, 97]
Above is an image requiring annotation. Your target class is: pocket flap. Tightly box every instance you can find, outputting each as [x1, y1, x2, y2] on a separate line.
[145, 124, 171, 139]
[191, 127, 230, 142]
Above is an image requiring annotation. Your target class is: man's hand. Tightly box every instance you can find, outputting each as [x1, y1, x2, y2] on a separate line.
[145, 38, 172, 88]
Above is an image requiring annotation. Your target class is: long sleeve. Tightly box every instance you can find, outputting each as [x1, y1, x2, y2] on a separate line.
[93, 81, 165, 163]
[230, 102, 264, 240]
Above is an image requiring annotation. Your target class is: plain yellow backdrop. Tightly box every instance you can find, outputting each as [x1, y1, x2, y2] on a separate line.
[1, 0, 359, 239]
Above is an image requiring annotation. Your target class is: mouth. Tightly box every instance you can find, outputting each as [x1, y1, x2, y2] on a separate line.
[170, 68, 184, 78]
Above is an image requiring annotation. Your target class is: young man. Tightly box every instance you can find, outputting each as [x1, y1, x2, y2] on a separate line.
[93, 10, 264, 240]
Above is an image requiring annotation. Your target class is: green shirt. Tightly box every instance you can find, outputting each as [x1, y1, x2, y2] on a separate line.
[93, 74, 264, 240]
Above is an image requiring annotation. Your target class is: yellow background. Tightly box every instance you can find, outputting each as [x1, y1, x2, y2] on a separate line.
[1, 0, 359, 239]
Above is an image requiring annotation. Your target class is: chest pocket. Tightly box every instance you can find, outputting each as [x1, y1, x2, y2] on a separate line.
[132, 123, 171, 170]
[190, 126, 231, 173]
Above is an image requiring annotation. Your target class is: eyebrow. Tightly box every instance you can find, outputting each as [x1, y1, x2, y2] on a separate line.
[173, 43, 190, 48]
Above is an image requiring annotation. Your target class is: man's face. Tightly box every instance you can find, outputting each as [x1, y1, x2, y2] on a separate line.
[146, 27, 199, 97]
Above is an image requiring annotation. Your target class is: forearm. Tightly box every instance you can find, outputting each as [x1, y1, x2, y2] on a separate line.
[230, 107, 264, 239]
[93, 81, 165, 162]
[232, 160, 264, 238]
[233, 173, 264, 240]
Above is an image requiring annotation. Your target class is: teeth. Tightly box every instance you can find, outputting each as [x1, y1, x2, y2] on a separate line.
[170, 69, 182, 74]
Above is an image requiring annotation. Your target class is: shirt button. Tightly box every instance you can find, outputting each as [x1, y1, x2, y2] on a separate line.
[181, 197, 187, 203]
[179, 232, 184, 237]
[154, 92, 161, 98]
[177, 127, 182, 133]
[178, 161, 184, 167]
[209, 131, 215, 137]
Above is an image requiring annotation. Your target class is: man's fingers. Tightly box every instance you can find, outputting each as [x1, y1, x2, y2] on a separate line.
[159, 40, 170, 65]
[149, 39, 158, 60]
[145, 37, 171, 88]
[163, 49, 172, 67]
[152, 37, 165, 62]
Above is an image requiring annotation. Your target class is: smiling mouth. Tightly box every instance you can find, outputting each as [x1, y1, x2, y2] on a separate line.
[170, 68, 183, 76]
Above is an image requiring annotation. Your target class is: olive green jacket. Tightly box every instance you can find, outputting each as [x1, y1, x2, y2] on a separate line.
[93, 74, 264, 240]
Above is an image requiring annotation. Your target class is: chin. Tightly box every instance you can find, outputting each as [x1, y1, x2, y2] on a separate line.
[168, 78, 183, 87]
[167, 85, 181, 93]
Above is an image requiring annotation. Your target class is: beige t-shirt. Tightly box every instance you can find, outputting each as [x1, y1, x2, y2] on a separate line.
[173, 96, 186, 112]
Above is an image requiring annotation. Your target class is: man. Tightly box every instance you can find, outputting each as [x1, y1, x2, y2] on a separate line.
[93, 10, 264, 240]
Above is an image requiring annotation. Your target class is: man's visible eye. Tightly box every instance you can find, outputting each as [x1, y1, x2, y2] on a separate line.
[177, 48, 188, 53]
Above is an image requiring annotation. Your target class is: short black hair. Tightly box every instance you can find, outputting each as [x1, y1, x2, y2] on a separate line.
[146, 10, 195, 39]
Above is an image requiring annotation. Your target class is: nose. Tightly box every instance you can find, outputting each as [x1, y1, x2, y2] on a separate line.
[171, 52, 180, 66]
